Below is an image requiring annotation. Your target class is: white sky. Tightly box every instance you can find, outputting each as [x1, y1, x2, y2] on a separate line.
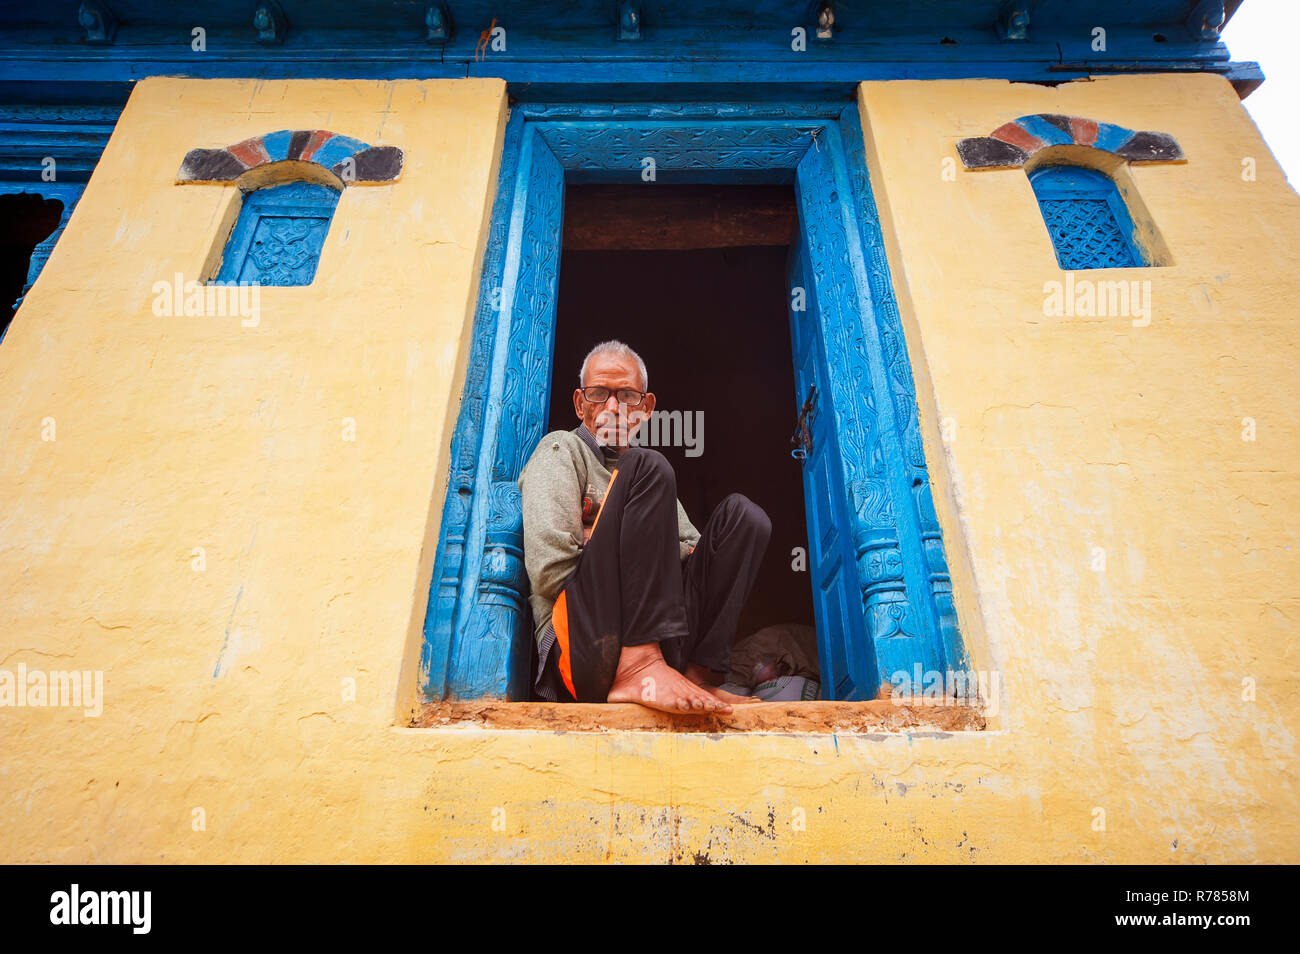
[1222, 0, 1299, 189]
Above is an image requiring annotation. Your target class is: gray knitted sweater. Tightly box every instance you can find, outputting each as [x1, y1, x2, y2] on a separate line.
[517, 425, 700, 691]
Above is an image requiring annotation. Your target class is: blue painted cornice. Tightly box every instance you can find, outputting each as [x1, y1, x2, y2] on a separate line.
[0, 1, 1262, 102]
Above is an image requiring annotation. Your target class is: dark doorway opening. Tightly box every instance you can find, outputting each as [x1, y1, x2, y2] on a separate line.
[550, 184, 815, 652]
[0, 193, 64, 342]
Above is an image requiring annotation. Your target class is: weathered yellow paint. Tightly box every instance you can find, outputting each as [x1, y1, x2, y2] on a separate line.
[0, 75, 1295, 863]
[858, 73, 1300, 863]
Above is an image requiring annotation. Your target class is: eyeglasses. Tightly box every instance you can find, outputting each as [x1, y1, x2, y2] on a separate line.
[579, 386, 646, 407]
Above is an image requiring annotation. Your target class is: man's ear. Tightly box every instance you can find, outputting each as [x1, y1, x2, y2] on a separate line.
[642, 392, 656, 416]
[573, 389, 584, 419]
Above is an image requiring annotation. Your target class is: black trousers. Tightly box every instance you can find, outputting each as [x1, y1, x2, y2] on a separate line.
[548, 446, 771, 703]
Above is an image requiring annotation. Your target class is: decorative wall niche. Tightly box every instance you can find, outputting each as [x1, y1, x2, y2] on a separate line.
[175, 129, 404, 287]
[958, 114, 1180, 268]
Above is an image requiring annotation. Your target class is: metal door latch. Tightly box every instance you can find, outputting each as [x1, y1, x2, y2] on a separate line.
[791, 385, 817, 460]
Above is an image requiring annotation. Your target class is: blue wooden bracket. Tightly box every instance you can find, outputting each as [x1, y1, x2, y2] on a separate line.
[77, 0, 116, 44]
[425, 2, 453, 43]
[814, 2, 835, 41]
[1186, 0, 1225, 41]
[997, 2, 1032, 41]
[618, 2, 642, 41]
[254, 0, 289, 45]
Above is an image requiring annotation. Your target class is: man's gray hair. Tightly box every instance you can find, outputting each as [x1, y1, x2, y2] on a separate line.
[579, 339, 648, 392]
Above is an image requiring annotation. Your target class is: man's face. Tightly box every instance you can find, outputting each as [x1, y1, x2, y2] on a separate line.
[573, 352, 656, 449]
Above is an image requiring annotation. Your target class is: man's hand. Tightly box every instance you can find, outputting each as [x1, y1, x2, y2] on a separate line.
[582, 525, 593, 545]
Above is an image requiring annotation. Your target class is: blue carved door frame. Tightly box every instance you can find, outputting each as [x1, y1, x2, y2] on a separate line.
[419, 101, 970, 701]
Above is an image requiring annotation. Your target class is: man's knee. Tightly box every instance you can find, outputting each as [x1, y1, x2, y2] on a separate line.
[619, 445, 675, 488]
[720, 492, 772, 541]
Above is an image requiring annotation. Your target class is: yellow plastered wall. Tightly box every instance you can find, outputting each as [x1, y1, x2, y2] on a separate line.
[858, 73, 1300, 861]
[0, 74, 1295, 863]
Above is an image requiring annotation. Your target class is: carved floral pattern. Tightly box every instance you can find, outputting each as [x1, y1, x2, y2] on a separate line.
[242, 216, 330, 285]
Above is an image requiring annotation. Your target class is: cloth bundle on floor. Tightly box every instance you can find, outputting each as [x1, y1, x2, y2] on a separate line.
[719, 622, 821, 701]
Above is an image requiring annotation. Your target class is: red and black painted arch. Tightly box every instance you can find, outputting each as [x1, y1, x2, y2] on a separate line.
[956, 114, 1184, 170]
[177, 129, 403, 184]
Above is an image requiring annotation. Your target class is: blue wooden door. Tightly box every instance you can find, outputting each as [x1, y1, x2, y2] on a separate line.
[787, 238, 876, 701]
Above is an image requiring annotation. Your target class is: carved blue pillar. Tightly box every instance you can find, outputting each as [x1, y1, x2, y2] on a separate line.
[419, 111, 526, 699]
[837, 104, 970, 676]
[793, 112, 964, 688]
[424, 117, 566, 700]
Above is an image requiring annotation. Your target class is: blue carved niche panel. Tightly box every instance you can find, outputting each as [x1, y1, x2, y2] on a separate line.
[214, 181, 340, 286]
[1029, 165, 1145, 270]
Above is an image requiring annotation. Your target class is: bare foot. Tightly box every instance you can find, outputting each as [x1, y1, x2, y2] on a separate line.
[683, 662, 762, 704]
[607, 644, 732, 715]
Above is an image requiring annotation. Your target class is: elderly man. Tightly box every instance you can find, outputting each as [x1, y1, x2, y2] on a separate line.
[518, 340, 772, 714]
